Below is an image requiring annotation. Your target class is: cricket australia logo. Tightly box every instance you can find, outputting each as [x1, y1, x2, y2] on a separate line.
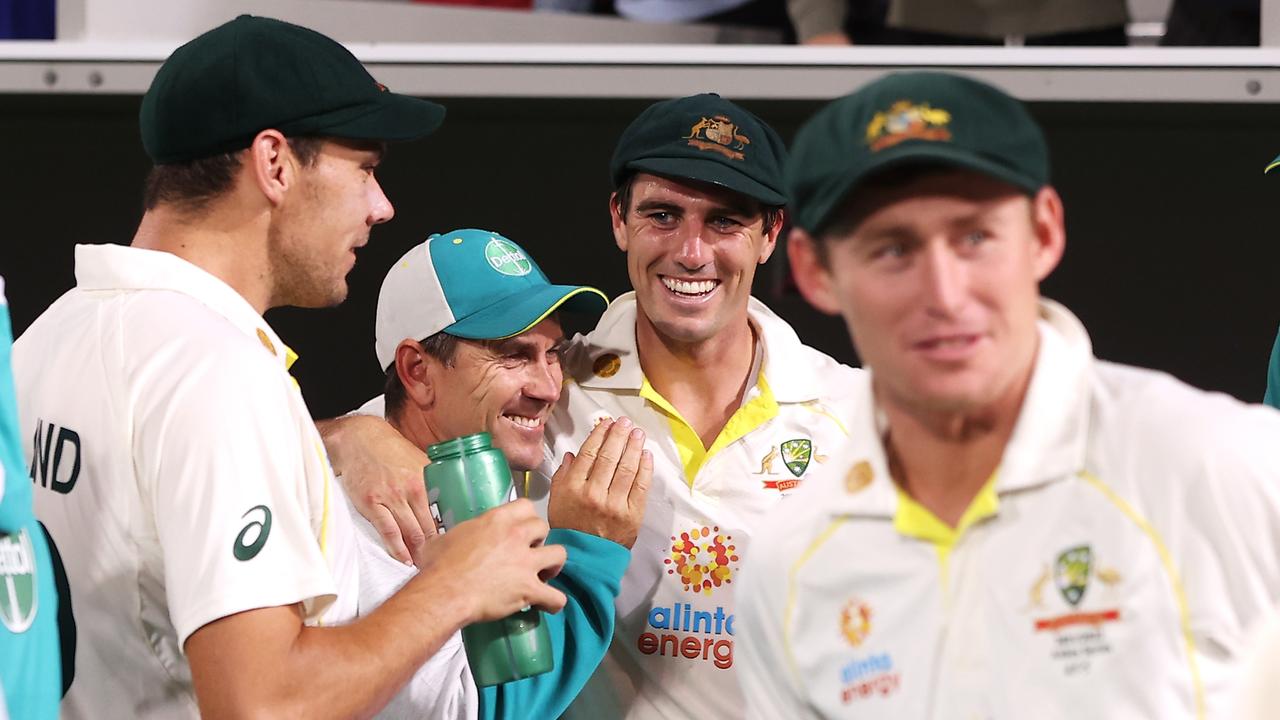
[484, 238, 532, 277]
[755, 437, 824, 492]
[780, 439, 812, 477]
[0, 529, 38, 633]
[684, 115, 751, 161]
[1054, 545, 1092, 607]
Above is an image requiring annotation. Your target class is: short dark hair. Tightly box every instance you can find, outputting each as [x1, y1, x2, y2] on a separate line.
[141, 135, 326, 213]
[614, 172, 784, 235]
[383, 331, 462, 418]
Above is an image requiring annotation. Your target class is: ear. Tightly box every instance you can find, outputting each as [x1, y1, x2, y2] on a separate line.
[609, 192, 629, 253]
[787, 227, 842, 316]
[395, 340, 434, 409]
[1030, 186, 1066, 282]
[245, 129, 295, 208]
[756, 208, 784, 264]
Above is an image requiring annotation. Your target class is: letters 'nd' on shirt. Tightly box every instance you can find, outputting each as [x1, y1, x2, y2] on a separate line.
[530, 292, 868, 720]
[738, 299, 1280, 720]
[15, 244, 358, 719]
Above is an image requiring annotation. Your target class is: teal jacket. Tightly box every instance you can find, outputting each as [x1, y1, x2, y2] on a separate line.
[0, 296, 62, 720]
[1266, 327, 1280, 409]
[479, 528, 628, 720]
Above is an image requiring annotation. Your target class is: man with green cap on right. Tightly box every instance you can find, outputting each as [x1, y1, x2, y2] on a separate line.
[737, 71, 1280, 718]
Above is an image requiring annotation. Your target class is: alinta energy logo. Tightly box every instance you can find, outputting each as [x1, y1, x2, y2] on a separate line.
[636, 524, 740, 670]
[665, 525, 739, 595]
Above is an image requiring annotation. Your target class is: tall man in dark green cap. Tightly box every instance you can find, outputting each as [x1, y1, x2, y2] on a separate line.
[540, 93, 866, 719]
[13, 15, 568, 719]
[738, 71, 1280, 719]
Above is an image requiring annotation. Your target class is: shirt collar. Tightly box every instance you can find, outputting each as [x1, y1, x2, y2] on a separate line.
[571, 291, 825, 403]
[74, 244, 296, 371]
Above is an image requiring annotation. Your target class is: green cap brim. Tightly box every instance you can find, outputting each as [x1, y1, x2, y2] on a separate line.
[283, 92, 447, 143]
[627, 157, 787, 206]
[807, 143, 1044, 233]
[1266, 153, 1280, 174]
[447, 285, 608, 341]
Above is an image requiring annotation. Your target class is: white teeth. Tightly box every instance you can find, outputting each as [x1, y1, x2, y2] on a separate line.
[504, 414, 542, 429]
[662, 277, 719, 296]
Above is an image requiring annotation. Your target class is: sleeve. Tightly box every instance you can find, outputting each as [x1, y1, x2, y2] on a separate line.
[1170, 402, 1280, 709]
[1264, 326, 1280, 408]
[478, 529, 630, 720]
[137, 348, 336, 649]
[787, 0, 849, 42]
[737, 525, 822, 720]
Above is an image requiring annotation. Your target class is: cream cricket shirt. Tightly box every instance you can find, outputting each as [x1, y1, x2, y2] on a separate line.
[530, 292, 866, 720]
[14, 245, 357, 718]
[738, 300, 1280, 720]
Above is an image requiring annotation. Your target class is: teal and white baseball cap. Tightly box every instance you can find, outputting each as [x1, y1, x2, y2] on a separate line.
[374, 229, 609, 370]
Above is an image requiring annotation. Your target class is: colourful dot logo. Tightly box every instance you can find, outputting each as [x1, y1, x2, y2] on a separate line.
[841, 598, 873, 647]
[665, 525, 739, 595]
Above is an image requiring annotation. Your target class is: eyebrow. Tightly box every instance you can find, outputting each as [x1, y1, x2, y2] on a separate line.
[634, 199, 683, 215]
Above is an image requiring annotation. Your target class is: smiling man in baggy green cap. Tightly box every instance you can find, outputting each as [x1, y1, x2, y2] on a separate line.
[737, 70, 1280, 719]
[14, 15, 574, 719]
[538, 92, 868, 720]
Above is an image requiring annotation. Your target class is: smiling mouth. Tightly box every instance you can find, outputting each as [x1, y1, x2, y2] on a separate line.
[660, 276, 721, 298]
[917, 336, 978, 350]
[502, 413, 543, 430]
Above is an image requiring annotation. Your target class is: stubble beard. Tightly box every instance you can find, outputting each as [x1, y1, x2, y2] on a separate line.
[265, 218, 350, 310]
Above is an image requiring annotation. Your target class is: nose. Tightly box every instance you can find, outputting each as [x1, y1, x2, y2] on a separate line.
[368, 177, 395, 226]
[525, 356, 561, 405]
[673, 222, 713, 272]
[920, 242, 967, 317]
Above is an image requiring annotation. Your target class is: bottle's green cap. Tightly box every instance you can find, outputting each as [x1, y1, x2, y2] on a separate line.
[426, 432, 494, 462]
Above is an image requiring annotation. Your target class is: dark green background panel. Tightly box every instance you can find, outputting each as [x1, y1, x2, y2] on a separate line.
[1, 93, 1277, 418]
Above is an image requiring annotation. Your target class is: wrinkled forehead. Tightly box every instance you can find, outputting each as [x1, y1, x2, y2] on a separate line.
[628, 172, 764, 216]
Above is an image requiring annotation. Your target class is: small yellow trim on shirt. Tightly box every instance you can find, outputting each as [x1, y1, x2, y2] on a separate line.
[784, 517, 848, 684]
[892, 475, 1000, 598]
[1079, 470, 1205, 719]
[640, 374, 779, 487]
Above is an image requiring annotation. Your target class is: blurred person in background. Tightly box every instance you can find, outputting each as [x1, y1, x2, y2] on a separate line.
[790, 0, 1127, 45]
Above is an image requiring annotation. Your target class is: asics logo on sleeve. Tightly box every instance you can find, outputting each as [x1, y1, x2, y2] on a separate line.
[233, 505, 272, 561]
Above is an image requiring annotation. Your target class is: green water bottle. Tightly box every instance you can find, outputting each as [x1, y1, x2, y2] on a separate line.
[424, 432, 555, 687]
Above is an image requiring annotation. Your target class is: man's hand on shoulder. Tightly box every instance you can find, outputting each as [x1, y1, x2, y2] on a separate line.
[546, 418, 653, 549]
[317, 414, 434, 565]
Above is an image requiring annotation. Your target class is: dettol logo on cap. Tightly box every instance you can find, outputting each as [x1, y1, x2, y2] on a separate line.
[0, 529, 38, 633]
[485, 238, 532, 277]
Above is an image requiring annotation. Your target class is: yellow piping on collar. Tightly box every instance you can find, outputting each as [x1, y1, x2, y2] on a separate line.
[640, 374, 779, 488]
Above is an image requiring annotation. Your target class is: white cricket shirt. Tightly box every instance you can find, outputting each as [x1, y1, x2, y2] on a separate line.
[533, 292, 867, 720]
[15, 244, 357, 718]
[738, 300, 1280, 719]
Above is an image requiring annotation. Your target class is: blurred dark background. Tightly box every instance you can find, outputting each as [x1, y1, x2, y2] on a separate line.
[3, 93, 1277, 418]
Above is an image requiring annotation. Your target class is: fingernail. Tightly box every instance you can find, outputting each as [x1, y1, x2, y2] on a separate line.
[617, 417, 632, 429]
[631, 428, 644, 440]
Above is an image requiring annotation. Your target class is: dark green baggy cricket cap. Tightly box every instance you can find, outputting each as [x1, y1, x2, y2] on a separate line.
[610, 93, 788, 206]
[787, 72, 1049, 234]
[140, 15, 446, 164]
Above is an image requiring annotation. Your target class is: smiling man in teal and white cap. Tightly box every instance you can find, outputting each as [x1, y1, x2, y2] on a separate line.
[336, 228, 654, 719]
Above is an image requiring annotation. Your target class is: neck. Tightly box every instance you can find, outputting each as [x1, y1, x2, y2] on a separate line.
[388, 405, 442, 453]
[131, 201, 273, 314]
[635, 310, 756, 448]
[879, 349, 1037, 528]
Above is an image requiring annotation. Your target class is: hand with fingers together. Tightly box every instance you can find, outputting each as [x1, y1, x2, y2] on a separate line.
[547, 416, 654, 549]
